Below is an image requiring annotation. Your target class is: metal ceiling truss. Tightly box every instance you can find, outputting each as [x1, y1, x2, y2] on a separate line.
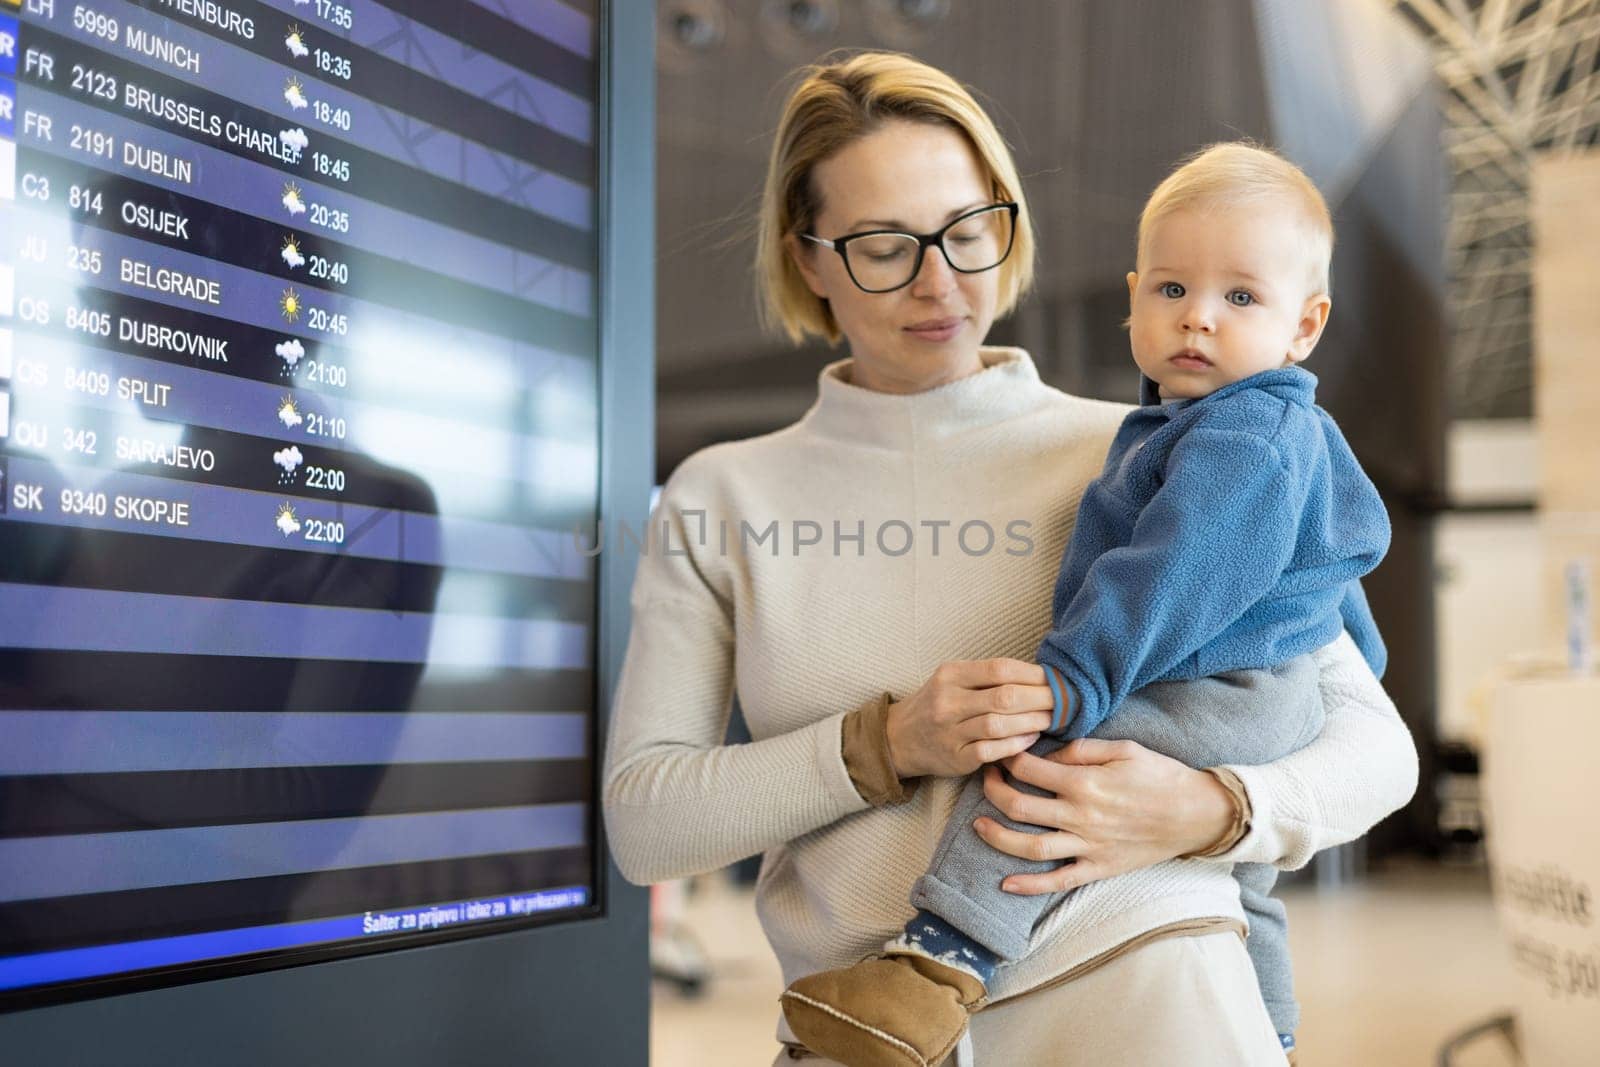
[1390, 0, 1600, 418]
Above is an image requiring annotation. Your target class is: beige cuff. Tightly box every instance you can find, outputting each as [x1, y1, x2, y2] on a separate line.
[841, 692, 920, 807]
[1182, 767, 1252, 859]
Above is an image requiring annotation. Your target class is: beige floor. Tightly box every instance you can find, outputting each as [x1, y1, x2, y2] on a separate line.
[651, 861, 1520, 1067]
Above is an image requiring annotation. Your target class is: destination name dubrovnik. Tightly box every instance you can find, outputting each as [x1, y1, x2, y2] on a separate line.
[120, 258, 222, 306]
[119, 316, 228, 361]
[121, 84, 300, 163]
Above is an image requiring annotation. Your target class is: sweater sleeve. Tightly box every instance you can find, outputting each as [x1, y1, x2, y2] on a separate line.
[1037, 427, 1307, 736]
[1210, 631, 1419, 869]
[601, 478, 870, 887]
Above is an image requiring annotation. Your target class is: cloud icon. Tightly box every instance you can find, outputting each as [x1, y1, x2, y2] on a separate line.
[276, 504, 302, 537]
[284, 78, 309, 110]
[273, 446, 304, 479]
[280, 127, 309, 153]
[276, 339, 306, 367]
[285, 29, 309, 58]
[281, 238, 306, 269]
[282, 182, 307, 216]
[277, 396, 303, 429]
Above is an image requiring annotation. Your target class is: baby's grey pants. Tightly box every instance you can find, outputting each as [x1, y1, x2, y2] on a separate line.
[909, 656, 1325, 1036]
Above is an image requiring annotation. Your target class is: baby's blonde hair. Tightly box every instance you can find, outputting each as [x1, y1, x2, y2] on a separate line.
[1138, 141, 1333, 296]
[756, 51, 1035, 344]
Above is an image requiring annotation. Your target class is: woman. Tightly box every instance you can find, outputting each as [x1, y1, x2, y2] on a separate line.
[604, 52, 1417, 1065]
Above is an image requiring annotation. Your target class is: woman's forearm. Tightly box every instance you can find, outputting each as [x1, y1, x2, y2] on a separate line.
[601, 596, 869, 885]
[1213, 631, 1419, 869]
[605, 715, 867, 884]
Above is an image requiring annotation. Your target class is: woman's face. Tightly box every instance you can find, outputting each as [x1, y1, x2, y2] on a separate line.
[790, 120, 1003, 395]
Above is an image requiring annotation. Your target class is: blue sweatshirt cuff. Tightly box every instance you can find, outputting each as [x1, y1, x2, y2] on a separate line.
[1043, 665, 1070, 734]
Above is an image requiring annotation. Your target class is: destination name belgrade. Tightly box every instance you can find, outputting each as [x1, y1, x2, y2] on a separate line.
[574, 511, 1039, 559]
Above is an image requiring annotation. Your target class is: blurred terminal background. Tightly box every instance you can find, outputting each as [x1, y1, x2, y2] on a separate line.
[643, 2, 1600, 1065]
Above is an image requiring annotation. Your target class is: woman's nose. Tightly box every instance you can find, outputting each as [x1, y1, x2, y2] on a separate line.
[909, 245, 958, 297]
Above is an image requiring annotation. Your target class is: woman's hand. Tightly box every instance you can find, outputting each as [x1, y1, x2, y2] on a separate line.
[885, 659, 1055, 779]
[973, 738, 1237, 895]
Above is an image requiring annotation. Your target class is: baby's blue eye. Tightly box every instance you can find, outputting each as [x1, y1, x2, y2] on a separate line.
[1227, 289, 1255, 307]
[1158, 282, 1185, 299]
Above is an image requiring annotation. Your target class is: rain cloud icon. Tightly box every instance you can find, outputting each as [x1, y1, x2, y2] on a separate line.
[276, 339, 306, 370]
[273, 446, 304, 483]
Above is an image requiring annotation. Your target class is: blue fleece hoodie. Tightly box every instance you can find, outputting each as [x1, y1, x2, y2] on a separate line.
[1037, 366, 1389, 736]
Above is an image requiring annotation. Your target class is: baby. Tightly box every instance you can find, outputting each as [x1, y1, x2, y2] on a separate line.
[783, 142, 1390, 1066]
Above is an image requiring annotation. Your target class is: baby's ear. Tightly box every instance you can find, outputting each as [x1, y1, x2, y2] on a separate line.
[1288, 293, 1332, 363]
[1121, 273, 1140, 331]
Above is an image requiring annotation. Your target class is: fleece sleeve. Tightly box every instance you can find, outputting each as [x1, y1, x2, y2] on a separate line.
[1036, 428, 1308, 736]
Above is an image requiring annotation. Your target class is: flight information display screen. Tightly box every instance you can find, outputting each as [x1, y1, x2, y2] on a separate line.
[0, 0, 601, 1004]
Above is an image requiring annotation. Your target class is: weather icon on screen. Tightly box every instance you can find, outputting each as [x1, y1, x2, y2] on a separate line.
[282, 182, 307, 217]
[276, 338, 306, 374]
[284, 77, 309, 111]
[273, 445, 304, 484]
[280, 288, 302, 322]
[280, 127, 309, 154]
[281, 236, 306, 270]
[285, 26, 309, 58]
[277, 396, 303, 429]
[275, 504, 302, 538]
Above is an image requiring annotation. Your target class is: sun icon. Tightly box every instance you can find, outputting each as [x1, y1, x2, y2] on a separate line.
[277, 395, 303, 429]
[280, 288, 302, 322]
[285, 25, 309, 59]
[275, 503, 302, 538]
[282, 181, 307, 216]
[284, 76, 309, 110]
[281, 235, 305, 269]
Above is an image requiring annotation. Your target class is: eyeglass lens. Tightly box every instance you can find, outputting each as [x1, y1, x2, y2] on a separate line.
[844, 207, 1014, 291]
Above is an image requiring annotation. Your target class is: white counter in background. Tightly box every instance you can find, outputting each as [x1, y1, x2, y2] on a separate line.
[1486, 673, 1600, 1065]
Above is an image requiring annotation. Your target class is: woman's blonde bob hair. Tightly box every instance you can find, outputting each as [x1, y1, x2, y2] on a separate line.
[757, 51, 1036, 344]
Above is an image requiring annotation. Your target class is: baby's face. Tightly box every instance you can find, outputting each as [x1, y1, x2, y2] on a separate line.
[1126, 203, 1329, 400]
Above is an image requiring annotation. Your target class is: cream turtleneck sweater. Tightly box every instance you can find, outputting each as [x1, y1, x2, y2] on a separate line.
[603, 348, 1417, 1016]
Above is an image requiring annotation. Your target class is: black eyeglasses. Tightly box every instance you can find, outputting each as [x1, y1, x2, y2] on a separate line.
[801, 202, 1019, 294]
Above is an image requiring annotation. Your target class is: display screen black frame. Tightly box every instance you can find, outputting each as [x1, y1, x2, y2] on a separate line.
[0, 0, 617, 1013]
